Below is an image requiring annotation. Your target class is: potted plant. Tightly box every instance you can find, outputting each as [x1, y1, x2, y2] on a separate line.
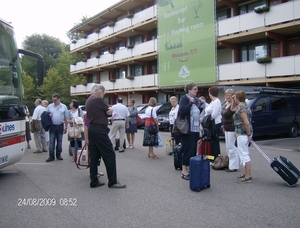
[109, 78, 116, 82]
[254, 6, 270, 14]
[71, 84, 77, 87]
[83, 83, 87, 86]
[94, 81, 100, 84]
[256, 57, 272, 64]
[71, 40, 77, 44]
[109, 49, 115, 54]
[127, 44, 134, 49]
[82, 58, 87, 62]
[126, 75, 134, 80]
[107, 21, 115, 27]
[95, 55, 100, 59]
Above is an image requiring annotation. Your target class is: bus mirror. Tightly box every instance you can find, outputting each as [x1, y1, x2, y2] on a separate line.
[37, 59, 44, 86]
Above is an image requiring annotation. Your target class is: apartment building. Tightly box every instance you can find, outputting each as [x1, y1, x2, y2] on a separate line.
[69, 0, 300, 104]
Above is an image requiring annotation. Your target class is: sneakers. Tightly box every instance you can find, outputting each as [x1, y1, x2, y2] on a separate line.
[33, 150, 42, 153]
[239, 177, 253, 183]
[109, 182, 126, 189]
[27, 145, 31, 149]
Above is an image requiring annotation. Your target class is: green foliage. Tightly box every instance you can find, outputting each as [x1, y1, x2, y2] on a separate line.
[22, 71, 36, 111]
[254, 6, 270, 14]
[20, 34, 64, 83]
[256, 57, 272, 64]
[67, 15, 89, 41]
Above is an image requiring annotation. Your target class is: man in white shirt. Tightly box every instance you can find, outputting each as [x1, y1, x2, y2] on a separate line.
[32, 99, 47, 153]
[109, 97, 130, 152]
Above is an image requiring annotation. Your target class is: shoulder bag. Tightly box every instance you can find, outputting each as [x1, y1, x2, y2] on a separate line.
[172, 109, 189, 135]
[212, 156, 229, 170]
[147, 108, 158, 134]
[75, 144, 90, 169]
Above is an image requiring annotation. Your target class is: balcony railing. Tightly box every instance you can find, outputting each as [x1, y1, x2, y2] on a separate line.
[218, 55, 300, 81]
[70, 39, 157, 73]
[70, 74, 158, 95]
[70, 5, 156, 51]
[218, 1, 300, 37]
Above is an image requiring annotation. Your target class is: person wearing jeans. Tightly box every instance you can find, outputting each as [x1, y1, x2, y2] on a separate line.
[46, 93, 69, 162]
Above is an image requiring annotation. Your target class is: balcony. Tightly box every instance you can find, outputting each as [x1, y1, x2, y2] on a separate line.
[70, 74, 158, 95]
[218, 1, 300, 37]
[70, 5, 157, 52]
[70, 39, 157, 73]
[218, 55, 300, 81]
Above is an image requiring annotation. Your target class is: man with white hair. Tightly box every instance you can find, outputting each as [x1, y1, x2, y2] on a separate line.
[32, 99, 47, 153]
[85, 84, 126, 189]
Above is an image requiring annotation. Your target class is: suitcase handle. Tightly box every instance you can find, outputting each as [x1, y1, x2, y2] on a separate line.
[251, 140, 271, 163]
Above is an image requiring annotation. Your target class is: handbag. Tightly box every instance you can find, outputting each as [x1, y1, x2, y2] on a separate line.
[212, 156, 229, 170]
[75, 144, 90, 169]
[154, 133, 163, 148]
[68, 124, 81, 138]
[136, 115, 142, 125]
[172, 117, 189, 135]
[147, 108, 158, 134]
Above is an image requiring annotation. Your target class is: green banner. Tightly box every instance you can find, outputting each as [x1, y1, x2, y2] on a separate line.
[158, 0, 216, 87]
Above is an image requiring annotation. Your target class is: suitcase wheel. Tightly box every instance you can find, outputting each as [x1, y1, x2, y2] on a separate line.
[195, 188, 201, 192]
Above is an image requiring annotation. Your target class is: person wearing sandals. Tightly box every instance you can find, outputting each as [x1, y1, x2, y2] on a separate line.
[67, 99, 84, 162]
[142, 97, 159, 159]
[232, 91, 253, 183]
[126, 99, 138, 148]
[221, 89, 239, 172]
[179, 83, 201, 180]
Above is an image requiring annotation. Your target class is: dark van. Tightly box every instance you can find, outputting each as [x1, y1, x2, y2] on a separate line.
[246, 89, 300, 137]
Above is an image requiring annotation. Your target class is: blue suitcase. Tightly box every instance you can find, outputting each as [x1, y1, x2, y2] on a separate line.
[189, 155, 211, 192]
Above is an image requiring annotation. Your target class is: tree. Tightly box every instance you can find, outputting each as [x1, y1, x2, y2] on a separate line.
[20, 34, 64, 83]
[66, 15, 89, 41]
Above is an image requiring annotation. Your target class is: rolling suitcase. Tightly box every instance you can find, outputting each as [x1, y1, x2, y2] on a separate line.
[173, 144, 182, 170]
[252, 141, 300, 187]
[189, 155, 211, 192]
[197, 138, 214, 161]
[115, 138, 126, 150]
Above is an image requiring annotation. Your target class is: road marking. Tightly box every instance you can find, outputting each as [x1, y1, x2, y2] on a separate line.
[253, 146, 292, 152]
[16, 163, 55, 165]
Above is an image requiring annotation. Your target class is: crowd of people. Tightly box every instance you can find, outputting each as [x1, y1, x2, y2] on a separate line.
[26, 83, 253, 189]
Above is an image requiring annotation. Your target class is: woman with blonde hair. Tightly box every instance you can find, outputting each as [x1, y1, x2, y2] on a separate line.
[142, 97, 159, 159]
[222, 89, 239, 172]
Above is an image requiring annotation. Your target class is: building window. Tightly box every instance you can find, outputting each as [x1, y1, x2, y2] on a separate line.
[100, 48, 109, 55]
[117, 41, 126, 50]
[216, 8, 231, 21]
[115, 68, 126, 79]
[149, 61, 157, 74]
[130, 65, 143, 76]
[240, 43, 268, 61]
[130, 35, 143, 45]
[239, 0, 266, 14]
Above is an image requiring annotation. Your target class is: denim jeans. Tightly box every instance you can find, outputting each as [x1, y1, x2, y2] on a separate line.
[49, 125, 64, 158]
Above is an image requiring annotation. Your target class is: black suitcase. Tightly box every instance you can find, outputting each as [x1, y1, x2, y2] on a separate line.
[115, 138, 126, 150]
[252, 141, 300, 187]
[173, 144, 182, 170]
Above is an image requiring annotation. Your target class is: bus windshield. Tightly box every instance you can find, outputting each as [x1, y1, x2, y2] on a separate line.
[0, 19, 23, 120]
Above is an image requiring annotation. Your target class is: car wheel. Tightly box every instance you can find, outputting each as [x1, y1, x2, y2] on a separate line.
[288, 123, 298, 137]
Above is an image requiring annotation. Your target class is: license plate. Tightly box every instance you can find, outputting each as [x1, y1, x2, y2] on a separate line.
[0, 155, 9, 165]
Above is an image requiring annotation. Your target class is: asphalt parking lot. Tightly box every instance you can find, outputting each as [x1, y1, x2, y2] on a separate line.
[0, 130, 300, 228]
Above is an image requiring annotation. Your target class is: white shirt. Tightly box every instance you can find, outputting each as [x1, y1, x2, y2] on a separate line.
[112, 103, 130, 119]
[32, 105, 46, 121]
[169, 104, 179, 124]
[145, 106, 157, 118]
[205, 98, 222, 124]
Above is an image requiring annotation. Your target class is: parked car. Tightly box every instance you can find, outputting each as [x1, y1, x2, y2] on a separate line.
[137, 102, 172, 129]
[79, 105, 86, 116]
[246, 88, 300, 137]
[136, 103, 148, 113]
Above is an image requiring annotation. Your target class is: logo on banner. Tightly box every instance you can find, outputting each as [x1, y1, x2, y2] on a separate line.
[178, 65, 190, 79]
